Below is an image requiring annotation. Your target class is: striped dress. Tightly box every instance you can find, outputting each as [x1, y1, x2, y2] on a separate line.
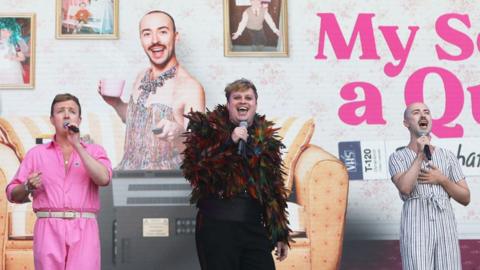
[388, 147, 465, 270]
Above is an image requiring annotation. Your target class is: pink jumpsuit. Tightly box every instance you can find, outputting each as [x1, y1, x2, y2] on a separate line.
[6, 140, 112, 270]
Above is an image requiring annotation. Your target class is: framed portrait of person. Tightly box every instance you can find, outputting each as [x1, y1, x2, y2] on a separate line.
[224, 0, 288, 57]
[55, 0, 119, 39]
[0, 13, 36, 89]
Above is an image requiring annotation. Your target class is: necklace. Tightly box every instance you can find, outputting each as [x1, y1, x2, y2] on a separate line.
[139, 65, 177, 95]
[137, 65, 177, 107]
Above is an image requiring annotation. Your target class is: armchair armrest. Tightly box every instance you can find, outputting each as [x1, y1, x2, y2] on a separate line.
[294, 144, 349, 270]
[0, 169, 9, 270]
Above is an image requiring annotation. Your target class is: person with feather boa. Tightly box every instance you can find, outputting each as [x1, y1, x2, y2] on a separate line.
[182, 78, 290, 270]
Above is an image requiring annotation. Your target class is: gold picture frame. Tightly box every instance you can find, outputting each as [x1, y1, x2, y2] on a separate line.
[224, 0, 288, 57]
[56, 0, 119, 39]
[0, 13, 36, 89]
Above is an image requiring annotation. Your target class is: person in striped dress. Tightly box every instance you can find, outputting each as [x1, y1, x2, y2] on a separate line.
[388, 102, 470, 270]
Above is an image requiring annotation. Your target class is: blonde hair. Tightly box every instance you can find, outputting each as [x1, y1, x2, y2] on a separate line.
[224, 78, 258, 102]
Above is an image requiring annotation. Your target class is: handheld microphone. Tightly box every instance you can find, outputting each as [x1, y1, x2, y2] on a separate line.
[63, 121, 79, 133]
[419, 131, 431, 161]
[237, 121, 248, 155]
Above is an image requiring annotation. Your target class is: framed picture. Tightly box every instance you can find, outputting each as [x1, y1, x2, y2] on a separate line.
[224, 0, 288, 57]
[56, 0, 119, 39]
[0, 13, 35, 89]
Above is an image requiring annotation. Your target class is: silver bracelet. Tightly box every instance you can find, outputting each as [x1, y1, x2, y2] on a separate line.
[24, 182, 32, 194]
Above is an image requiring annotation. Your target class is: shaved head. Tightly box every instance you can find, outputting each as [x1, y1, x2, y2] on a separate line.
[140, 10, 176, 32]
[404, 102, 428, 120]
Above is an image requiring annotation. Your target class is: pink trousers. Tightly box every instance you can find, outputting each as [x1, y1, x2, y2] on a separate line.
[33, 218, 100, 270]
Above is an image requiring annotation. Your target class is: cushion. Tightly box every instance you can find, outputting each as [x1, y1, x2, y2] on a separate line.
[0, 116, 53, 159]
[0, 114, 125, 165]
[0, 117, 26, 160]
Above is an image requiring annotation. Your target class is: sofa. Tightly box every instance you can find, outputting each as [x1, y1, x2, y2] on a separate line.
[0, 114, 349, 270]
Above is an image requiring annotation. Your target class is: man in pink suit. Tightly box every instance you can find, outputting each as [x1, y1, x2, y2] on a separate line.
[6, 93, 112, 270]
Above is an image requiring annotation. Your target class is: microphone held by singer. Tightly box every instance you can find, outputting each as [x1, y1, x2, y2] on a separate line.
[63, 122, 79, 133]
[237, 120, 248, 155]
[423, 145, 431, 161]
[418, 131, 431, 161]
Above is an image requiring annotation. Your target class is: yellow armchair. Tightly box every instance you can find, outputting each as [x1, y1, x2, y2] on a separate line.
[275, 144, 349, 270]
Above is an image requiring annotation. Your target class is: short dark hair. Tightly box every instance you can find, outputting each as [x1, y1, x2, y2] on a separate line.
[50, 93, 81, 117]
[142, 10, 177, 32]
[224, 78, 258, 102]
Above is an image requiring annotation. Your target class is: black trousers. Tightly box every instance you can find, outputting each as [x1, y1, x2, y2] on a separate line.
[195, 212, 275, 270]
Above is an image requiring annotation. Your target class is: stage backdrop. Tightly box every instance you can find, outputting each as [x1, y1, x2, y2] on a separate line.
[1, 0, 479, 245]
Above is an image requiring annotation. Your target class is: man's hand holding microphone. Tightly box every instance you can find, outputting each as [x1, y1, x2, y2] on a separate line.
[232, 121, 248, 157]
